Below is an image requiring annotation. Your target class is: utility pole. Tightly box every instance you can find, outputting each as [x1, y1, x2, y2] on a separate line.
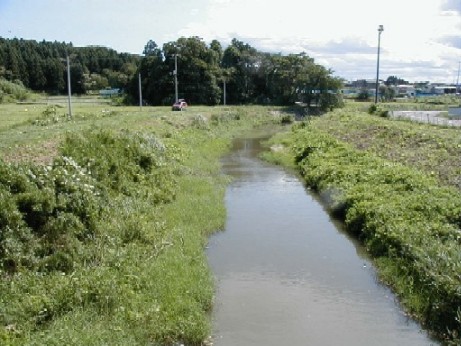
[66, 55, 73, 118]
[374, 25, 384, 104]
[174, 54, 179, 103]
[138, 73, 142, 111]
[456, 61, 460, 95]
[223, 80, 227, 106]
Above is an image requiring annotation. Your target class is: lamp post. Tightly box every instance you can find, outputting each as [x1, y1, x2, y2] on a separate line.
[374, 25, 384, 104]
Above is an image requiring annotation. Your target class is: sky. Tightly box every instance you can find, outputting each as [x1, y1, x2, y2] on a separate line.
[1, 0, 461, 83]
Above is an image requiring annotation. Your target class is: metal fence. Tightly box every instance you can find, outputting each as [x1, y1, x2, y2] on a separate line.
[390, 111, 461, 128]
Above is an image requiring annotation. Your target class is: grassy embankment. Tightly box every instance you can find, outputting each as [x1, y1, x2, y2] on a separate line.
[0, 101, 286, 345]
[264, 102, 461, 344]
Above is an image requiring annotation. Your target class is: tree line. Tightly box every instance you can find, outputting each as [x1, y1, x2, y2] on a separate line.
[0, 37, 139, 94]
[0, 36, 343, 110]
[130, 37, 343, 110]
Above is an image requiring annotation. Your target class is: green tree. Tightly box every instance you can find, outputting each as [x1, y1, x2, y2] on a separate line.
[379, 85, 396, 101]
[128, 37, 343, 111]
[262, 53, 342, 110]
[143, 40, 161, 57]
[44, 58, 65, 93]
[163, 37, 221, 105]
[222, 39, 261, 104]
[0, 38, 140, 95]
[385, 75, 409, 86]
[70, 62, 86, 94]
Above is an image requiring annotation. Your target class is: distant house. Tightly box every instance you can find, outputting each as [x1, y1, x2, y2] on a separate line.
[343, 80, 458, 98]
[346, 79, 380, 89]
[432, 86, 456, 95]
[414, 83, 457, 96]
[99, 88, 121, 98]
[392, 84, 416, 97]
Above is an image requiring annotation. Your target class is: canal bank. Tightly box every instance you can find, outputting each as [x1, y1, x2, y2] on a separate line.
[207, 133, 436, 345]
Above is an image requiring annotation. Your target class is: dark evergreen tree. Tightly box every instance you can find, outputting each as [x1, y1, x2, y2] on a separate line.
[0, 38, 140, 94]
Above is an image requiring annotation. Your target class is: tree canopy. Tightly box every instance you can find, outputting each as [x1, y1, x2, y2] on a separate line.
[0, 36, 343, 111]
[130, 37, 343, 110]
[0, 38, 140, 94]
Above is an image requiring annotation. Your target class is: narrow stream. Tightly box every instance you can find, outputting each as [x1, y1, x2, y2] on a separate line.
[207, 133, 437, 345]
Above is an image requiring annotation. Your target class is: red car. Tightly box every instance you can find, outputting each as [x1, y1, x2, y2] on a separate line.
[172, 99, 188, 111]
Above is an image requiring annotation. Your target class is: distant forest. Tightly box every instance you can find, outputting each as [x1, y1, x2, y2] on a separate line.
[0, 37, 343, 109]
[0, 37, 139, 95]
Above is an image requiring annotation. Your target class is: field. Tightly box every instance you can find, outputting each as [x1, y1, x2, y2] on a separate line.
[0, 101, 286, 345]
[264, 102, 461, 344]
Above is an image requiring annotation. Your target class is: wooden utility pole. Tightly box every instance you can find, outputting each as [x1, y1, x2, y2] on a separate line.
[66, 55, 73, 118]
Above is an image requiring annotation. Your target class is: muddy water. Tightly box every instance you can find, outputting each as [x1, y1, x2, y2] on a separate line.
[207, 133, 437, 346]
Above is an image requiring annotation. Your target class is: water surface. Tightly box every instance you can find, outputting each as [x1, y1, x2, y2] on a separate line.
[207, 134, 437, 346]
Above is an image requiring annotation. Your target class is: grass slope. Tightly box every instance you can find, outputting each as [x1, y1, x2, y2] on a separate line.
[0, 103, 285, 345]
[265, 105, 461, 344]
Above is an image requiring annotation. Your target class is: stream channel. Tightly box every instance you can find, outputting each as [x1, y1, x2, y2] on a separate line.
[206, 131, 438, 345]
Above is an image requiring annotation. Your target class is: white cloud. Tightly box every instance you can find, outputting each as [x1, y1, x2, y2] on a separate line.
[1, 0, 461, 82]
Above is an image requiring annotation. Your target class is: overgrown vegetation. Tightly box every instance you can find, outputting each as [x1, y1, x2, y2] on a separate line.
[0, 104, 284, 345]
[265, 105, 461, 344]
[3, 98, 460, 343]
[0, 79, 32, 103]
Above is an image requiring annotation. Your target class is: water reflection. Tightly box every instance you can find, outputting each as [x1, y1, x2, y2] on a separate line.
[207, 136, 437, 346]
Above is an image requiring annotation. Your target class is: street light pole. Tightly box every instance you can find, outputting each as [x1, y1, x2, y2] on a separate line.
[456, 61, 460, 94]
[375, 25, 384, 104]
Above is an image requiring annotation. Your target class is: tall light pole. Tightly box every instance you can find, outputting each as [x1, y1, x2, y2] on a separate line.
[456, 61, 460, 94]
[375, 25, 384, 104]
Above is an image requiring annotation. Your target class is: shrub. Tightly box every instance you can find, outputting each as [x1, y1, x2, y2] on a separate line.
[280, 114, 295, 124]
[59, 130, 179, 203]
[0, 78, 30, 102]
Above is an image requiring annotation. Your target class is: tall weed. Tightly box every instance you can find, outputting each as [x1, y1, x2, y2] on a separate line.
[287, 122, 461, 342]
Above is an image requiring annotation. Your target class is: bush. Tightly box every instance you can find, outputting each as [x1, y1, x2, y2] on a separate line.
[0, 78, 30, 102]
[59, 130, 180, 203]
[280, 114, 295, 124]
[368, 104, 389, 117]
[0, 156, 104, 273]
